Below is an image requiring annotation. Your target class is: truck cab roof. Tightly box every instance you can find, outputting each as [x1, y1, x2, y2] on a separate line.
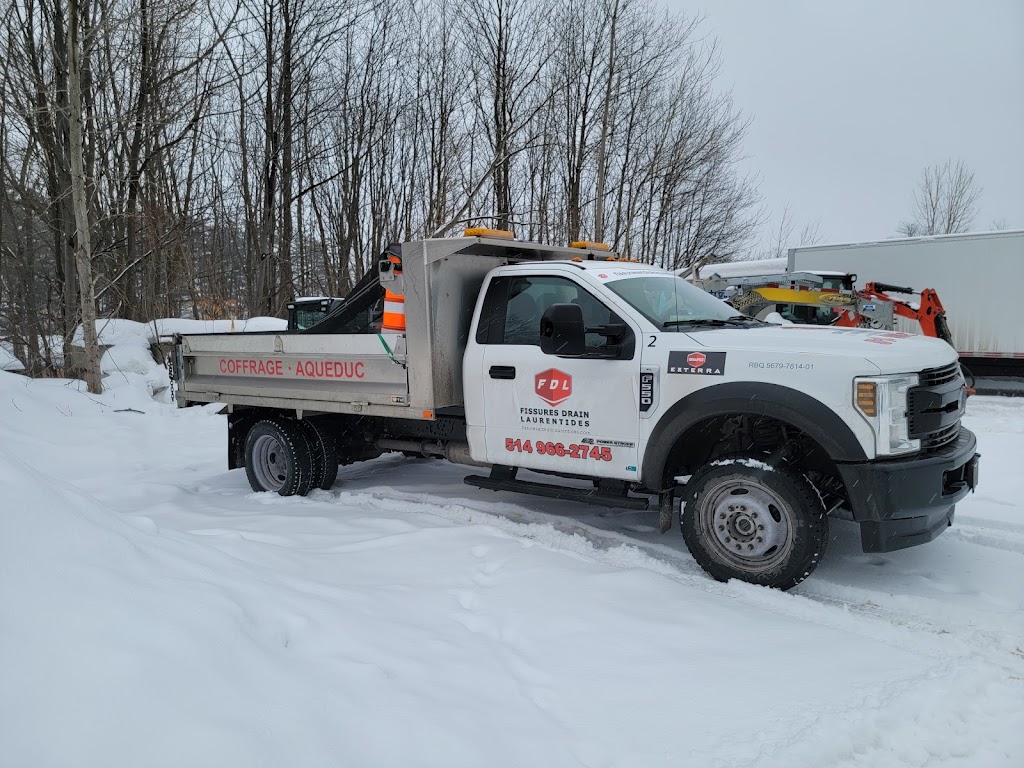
[501, 258, 669, 276]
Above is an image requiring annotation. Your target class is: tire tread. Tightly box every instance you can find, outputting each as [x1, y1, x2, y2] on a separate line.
[680, 456, 829, 590]
[299, 418, 339, 491]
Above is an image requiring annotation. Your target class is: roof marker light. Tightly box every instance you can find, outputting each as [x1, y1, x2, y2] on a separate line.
[570, 241, 610, 251]
[464, 227, 514, 240]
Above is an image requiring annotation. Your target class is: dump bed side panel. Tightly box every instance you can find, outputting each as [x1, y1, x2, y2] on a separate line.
[177, 332, 409, 412]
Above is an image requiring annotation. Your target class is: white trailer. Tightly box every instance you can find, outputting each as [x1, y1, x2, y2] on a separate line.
[788, 230, 1024, 370]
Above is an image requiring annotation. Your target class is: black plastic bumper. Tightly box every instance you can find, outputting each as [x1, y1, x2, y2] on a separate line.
[837, 428, 979, 553]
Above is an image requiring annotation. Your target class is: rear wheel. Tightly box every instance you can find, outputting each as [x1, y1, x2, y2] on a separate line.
[680, 457, 828, 590]
[299, 419, 339, 491]
[244, 419, 314, 496]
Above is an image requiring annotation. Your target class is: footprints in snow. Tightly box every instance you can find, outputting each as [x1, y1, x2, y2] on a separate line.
[452, 543, 556, 713]
[450, 544, 503, 636]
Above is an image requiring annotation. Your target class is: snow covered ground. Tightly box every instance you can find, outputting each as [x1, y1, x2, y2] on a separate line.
[1, 352, 1021, 766]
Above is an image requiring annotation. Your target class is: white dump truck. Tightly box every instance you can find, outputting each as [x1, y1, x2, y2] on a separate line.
[172, 232, 979, 589]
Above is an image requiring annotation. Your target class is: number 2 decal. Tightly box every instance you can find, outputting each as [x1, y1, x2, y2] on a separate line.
[648, 335, 657, 347]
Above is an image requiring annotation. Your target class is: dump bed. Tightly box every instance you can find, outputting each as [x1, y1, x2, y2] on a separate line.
[174, 331, 409, 417]
[174, 235, 612, 418]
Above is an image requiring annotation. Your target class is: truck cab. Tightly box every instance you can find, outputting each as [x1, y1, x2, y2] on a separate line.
[172, 234, 979, 590]
[286, 297, 345, 332]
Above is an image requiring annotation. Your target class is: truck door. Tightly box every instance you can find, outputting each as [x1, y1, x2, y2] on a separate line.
[472, 273, 642, 480]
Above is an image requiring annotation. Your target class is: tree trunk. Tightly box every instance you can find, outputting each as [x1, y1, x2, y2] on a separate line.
[67, 0, 102, 394]
[593, 0, 621, 242]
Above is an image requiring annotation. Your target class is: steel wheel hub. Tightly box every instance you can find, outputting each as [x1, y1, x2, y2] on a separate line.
[252, 434, 289, 491]
[701, 479, 794, 568]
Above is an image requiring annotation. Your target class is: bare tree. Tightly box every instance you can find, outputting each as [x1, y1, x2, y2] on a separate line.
[756, 206, 822, 260]
[1, 0, 765, 377]
[461, 0, 554, 231]
[67, 0, 101, 392]
[897, 159, 982, 236]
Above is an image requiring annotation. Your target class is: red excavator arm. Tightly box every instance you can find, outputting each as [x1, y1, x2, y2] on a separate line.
[863, 282, 953, 346]
[833, 282, 954, 346]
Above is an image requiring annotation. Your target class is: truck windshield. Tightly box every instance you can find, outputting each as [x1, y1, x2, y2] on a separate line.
[606, 275, 758, 329]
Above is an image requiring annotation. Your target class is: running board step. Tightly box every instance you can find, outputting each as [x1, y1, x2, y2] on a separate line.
[464, 474, 650, 510]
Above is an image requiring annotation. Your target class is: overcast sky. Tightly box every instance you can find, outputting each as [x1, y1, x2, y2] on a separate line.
[669, 0, 1024, 247]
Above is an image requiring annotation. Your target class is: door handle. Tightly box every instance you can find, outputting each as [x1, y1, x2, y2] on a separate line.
[489, 365, 516, 380]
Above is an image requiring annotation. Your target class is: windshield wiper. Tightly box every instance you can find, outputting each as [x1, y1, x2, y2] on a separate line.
[663, 316, 762, 329]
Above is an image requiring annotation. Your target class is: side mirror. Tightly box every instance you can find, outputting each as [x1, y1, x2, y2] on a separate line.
[540, 303, 585, 356]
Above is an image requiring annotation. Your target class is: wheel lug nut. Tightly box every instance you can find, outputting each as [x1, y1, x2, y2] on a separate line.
[718, 525, 725, 531]
[758, 525, 764, 530]
[751, 512, 758, 518]
[748, 544, 754, 550]
[725, 536, 731, 543]
[757, 537, 763, 542]
[736, 544, 741, 550]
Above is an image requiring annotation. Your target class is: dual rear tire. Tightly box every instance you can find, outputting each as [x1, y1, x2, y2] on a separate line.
[244, 418, 338, 496]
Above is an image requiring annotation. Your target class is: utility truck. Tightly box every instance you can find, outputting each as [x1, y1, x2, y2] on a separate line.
[172, 231, 979, 589]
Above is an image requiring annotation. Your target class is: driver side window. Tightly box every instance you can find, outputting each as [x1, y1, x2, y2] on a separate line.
[476, 275, 623, 352]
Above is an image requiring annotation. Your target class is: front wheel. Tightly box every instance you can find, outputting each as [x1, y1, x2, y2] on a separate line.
[680, 457, 828, 590]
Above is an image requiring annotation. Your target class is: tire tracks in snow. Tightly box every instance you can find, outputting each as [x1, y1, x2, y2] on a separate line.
[945, 519, 1024, 555]
[325, 485, 1024, 674]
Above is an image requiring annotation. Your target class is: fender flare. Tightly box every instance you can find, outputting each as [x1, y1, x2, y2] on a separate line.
[641, 382, 868, 489]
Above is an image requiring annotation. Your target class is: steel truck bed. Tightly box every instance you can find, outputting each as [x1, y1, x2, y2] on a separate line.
[174, 331, 409, 418]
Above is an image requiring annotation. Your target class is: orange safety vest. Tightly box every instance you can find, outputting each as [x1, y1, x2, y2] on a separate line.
[382, 253, 406, 332]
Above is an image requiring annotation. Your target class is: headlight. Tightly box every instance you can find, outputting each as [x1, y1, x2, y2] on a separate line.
[854, 374, 920, 456]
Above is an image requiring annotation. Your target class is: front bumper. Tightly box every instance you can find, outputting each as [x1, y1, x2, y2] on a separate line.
[837, 428, 979, 553]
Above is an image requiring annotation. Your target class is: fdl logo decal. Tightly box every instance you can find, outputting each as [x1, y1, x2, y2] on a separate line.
[535, 369, 572, 406]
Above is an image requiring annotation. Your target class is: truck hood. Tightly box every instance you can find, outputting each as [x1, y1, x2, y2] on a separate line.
[685, 326, 958, 374]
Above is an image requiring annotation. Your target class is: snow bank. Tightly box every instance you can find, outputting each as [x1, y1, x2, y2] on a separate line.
[72, 316, 286, 349]
[0, 437, 304, 767]
[151, 317, 286, 339]
[0, 342, 25, 371]
[71, 319, 172, 400]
